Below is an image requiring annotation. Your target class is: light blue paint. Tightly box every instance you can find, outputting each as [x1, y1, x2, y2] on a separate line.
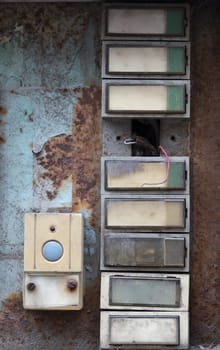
[0, 4, 100, 314]
[79, 17, 100, 85]
[49, 178, 72, 210]
[0, 40, 24, 88]
[0, 260, 23, 304]
[31, 90, 74, 210]
[42, 241, 63, 262]
[0, 38, 41, 88]
[80, 209, 97, 246]
[32, 91, 74, 152]
[65, 17, 100, 87]
[0, 92, 34, 246]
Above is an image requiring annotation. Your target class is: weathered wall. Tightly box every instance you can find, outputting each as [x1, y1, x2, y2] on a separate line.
[190, 0, 220, 345]
[0, 1, 219, 349]
[0, 4, 101, 350]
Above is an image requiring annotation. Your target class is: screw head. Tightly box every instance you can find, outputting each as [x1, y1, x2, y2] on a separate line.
[27, 282, 36, 291]
[50, 225, 56, 232]
[67, 279, 77, 291]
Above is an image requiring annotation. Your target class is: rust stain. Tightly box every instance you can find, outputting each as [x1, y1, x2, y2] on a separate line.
[0, 135, 6, 144]
[0, 4, 97, 48]
[36, 134, 73, 200]
[0, 282, 99, 349]
[72, 84, 101, 228]
[1, 292, 22, 313]
[0, 106, 7, 115]
[190, 3, 220, 344]
[72, 197, 90, 212]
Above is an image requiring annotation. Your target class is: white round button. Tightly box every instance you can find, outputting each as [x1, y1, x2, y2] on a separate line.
[42, 241, 63, 262]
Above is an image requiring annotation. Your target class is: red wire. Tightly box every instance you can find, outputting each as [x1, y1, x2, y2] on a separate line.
[158, 145, 171, 184]
[141, 145, 171, 186]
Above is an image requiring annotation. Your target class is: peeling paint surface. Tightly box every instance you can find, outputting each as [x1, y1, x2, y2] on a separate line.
[0, 3, 101, 349]
[0, 1, 219, 349]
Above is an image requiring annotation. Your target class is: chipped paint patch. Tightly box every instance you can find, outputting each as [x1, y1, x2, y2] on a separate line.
[0, 4, 102, 349]
[0, 106, 7, 115]
[0, 135, 5, 144]
[73, 197, 91, 212]
[34, 134, 72, 202]
[2, 292, 22, 308]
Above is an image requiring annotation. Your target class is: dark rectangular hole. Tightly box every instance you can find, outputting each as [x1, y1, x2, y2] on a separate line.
[131, 119, 160, 156]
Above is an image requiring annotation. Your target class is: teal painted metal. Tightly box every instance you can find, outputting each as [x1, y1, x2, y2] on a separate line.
[168, 47, 185, 74]
[166, 8, 185, 36]
[167, 86, 185, 112]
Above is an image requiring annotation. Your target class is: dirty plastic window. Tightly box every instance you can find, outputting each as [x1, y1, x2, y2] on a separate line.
[105, 160, 185, 190]
[109, 315, 179, 345]
[107, 85, 185, 113]
[108, 46, 186, 74]
[106, 199, 185, 228]
[110, 277, 180, 307]
[107, 8, 185, 36]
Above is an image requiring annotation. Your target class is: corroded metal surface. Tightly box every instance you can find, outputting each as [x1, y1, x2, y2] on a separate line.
[190, 0, 220, 345]
[0, 3, 101, 350]
[35, 133, 73, 201]
[0, 1, 219, 349]
[72, 85, 101, 283]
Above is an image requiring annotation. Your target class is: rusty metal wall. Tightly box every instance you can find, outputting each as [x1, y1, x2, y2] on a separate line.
[0, 4, 101, 349]
[190, 0, 220, 345]
[0, 2, 219, 349]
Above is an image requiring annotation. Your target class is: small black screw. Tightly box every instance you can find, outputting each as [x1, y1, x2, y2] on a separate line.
[27, 282, 36, 291]
[67, 279, 77, 291]
[50, 225, 56, 232]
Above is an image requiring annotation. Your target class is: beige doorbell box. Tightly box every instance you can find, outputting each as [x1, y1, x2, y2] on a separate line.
[23, 213, 83, 310]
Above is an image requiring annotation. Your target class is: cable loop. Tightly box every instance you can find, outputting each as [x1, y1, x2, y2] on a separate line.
[141, 145, 170, 187]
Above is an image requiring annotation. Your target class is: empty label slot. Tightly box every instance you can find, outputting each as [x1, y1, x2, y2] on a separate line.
[24, 274, 80, 310]
[108, 47, 185, 74]
[109, 315, 179, 345]
[105, 160, 185, 190]
[100, 311, 189, 349]
[107, 8, 185, 37]
[108, 85, 185, 113]
[106, 199, 185, 228]
[110, 276, 180, 307]
[104, 235, 185, 268]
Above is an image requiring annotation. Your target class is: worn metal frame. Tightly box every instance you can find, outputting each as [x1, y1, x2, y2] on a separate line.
[101, 194, 190, 232]
[101, 272, 189, 311]
[102, 79, 190, 119]
[101, 156, 190, 195]
[102, 41, 190, 79]
[100, 311, 189, 349]
[102, 3, 190, 41]
[100, 233, 190, 272]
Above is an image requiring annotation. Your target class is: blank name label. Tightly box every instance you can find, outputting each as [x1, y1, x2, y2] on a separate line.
[108, 47, 185, 74]
[110, 277, 180, 307]
[109, 316, 179, 345]
[104, 235, 185, 268]
[24, 274, 80, 309]
[106, 199, 185, 228]
[105, 160, 185, 190]
[108, 85, 185, 113]
[107, 8, 185, 36]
